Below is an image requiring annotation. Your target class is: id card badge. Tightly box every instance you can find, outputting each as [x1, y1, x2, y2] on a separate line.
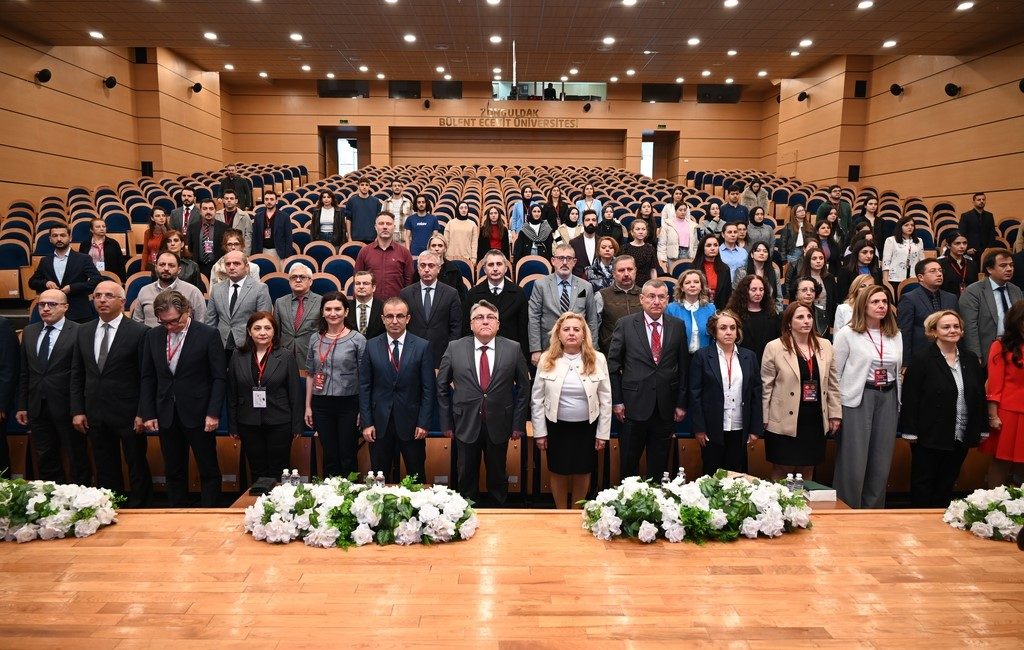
[264, 227, 272, 239]
[312, 371, 326, 392]
[801, 380, 819, 402]
[95, 261, 105, 272]
[724, 394, 737, 410]
[252, 388, 267, 408]
[873, 368, 888, 387]
[203, 239, 214, 255]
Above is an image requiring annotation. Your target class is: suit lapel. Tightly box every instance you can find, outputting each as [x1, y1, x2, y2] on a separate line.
[984, 283, 998, 320]
[783, 346, 801, 378]
[464, 338, 481, 390]
[259, 350, 278, 386]
[49, 324, 73, 361]
[84, 321, 102, 372]
[632, 316, 653, 361]
[707, 347, 724, 386]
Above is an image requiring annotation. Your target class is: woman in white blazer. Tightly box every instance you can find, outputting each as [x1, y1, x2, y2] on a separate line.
[532, 312, 612, 509]
[881, 215, 924, 289]
[832, 284, 903, 509]
[658, 201, 700, 268]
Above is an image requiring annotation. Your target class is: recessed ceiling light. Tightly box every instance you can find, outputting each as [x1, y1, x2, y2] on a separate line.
[494, 75, 502, 80]
[791, 51, 800, 56]
[609, 76, 618, 82]
[858, 0, 874, 8]
[301, 64, 311, 72]
[799, 39, 813, 47]
[560, 75, 568, 81]
[487, 0, 501, 5]
[883, 39, 897, 48]
[643, 50, 652, 55]
[489, 35, 502, 44]
[649, 100, 655, 104]
[436, 66, 445, 73]
[403, 34, 416, 43]
[687, 37, 700, 46]
[359, 65, 369, 72]
[725, 78, 734, 84]
[493, 67, 501, 73]
[385, 0, 398, 3]
[444, 74, 452, 80]
[290, 33, 302, 42]
[603, 36, 615, 45]
[956, 1, 974, 10]
[224, 64, 234, 70]
[203, 32, 217, 41]
[702, 70, 711, 77]
[88, 31, 104, 39]
[757, 70, 768, 77]
[377, 72, 385, 79]
[724, 0, 739, 7]
[727, 49, 737, 56]
[675, 77, 684, 83]
[622, 0, 637, 6]
[625, 69, 636, 76]
[326, 72, 335, 79]
[569, 68, 578, 75]
[258, 71, 268, 78]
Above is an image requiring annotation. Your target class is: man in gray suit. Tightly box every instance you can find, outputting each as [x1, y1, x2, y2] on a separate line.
[437, 299, 531, 505]
[170, 187, 198, 234]
[274, 262, 322, 366]
[960, 248, 1022, 366]
[528, 243, 600, 365]
[400, 251, 462, 369]
[206, 250, 273, 357]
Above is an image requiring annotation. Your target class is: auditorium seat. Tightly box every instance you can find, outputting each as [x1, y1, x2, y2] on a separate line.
[321, 255, 356, 287]
[247, 254, 280, 277]
[261, 272, 291, 302]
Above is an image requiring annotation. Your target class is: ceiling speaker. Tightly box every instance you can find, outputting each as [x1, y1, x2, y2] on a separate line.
[1018, 78, 1024, 94]
[34, 69, 52, 84]
[944, 83, 961, 97]
[797, 91, 809, 102]
[889, 83, 903, 96]
[103, 76, 117, 89]
[423, 99, 431, 109]
[583, 102, 592, 112]
[191, 82, 203, 93]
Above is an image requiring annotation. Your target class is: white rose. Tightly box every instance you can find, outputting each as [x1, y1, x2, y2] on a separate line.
[74, 518, 101, 537]
[13, 524, 39, 543]
[969, 522, 994, 539]
[739, 517, 761, 539]
[637, 521, 658, 543]
[419, 504, 441, 522]
[458, 516, 479, 540]
[351, 523, 375, 546]
[664, 523, 686, 543]
[985, 510, 1013, 529]
[1002, 499, 1024, 516]
[710, 509, 729, 530]
[303, 525, 341, 548]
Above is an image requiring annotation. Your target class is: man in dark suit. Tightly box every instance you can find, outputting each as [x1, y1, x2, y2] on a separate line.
[15, 289, 90, 484]
[569, 210, 600, 277]
[219, 164, 253, 210]
[140, 290, 226, 507]
[359, 297, 436, 483]
[70, 281, 152, 506]
[0, 316, 21, 476]
[463, 250, 529, 360]
[437, 299, 531, 505]
[607, 279, 690, 481]
[897, 259, 958, 366]
[346, 270, 385, 339]
[186, 198, 228, 280]
[274, 262, 322, 367]
[400, 251, 462, 369]
[28, 222, 101, 322]
[169, 187, 198, 233]
[251, 189, 294, 261]
[959, 192, 996, 262]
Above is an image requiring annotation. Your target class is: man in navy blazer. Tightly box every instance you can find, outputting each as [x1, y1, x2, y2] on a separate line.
[140, 290, 226, 507]
[358, 297, 436, 483]
[28, 222, 101, 322]
[251, 189, 294, 260]
[897, 259, 958, 366]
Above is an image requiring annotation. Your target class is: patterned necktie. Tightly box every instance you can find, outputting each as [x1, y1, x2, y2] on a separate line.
[294, 295, 305, 332]
[479, 345, 491, 391]
[650, 321, 662, 364]
[358, 303, 368, 333]
[97, 323, 111, 372]
[559, 280, 570, 313]
[391, 339, 401, 371]
[183, 205, 192, 230]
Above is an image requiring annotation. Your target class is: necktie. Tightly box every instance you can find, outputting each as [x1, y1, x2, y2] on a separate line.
[493, 286, 500, 297]
[559, 280, 571, 313]
[650, 321, 662, 364]
[423, 287, 433, 320]
[229, 283, 240, 314]
[391, 339, 401, 371]
[479, 345, 491, 392]
[359, 303, 368, 333]
[997, 285, 1011, 313]
[97, 323, 111, 372]
[294, 295, 305, 332]
[183, 206, 192, 230]
[38, 325, 54, 366]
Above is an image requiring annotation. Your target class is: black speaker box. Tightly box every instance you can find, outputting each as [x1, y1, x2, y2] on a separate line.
[696, 84, 742, 104]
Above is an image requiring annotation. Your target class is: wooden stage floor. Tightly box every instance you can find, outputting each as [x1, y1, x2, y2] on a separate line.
[1, 509, 1022, 649]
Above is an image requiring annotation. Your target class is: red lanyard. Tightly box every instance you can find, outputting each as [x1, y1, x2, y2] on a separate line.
[318, 334, 341, 369]
[166, 327, 188, 364]
[865, 329, 884, 362]
[254, 348, 271, 385]
[798, 342, 815, 380]
[951, 257, 967, 284]
[724, 349, 734, 388]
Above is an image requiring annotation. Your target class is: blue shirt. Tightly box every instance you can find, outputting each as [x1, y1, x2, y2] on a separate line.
[52, 252, 69, 284]
[720, 203, 749, 224]
[666, 302, 715, 351]
[344, 194, 381, 243]
[405, 214, 439, 256]
[718, 244, 749, 281]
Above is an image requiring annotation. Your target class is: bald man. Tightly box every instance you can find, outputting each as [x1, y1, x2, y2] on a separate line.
[206, 250, 272, 357]
[71, 281, 152, 506]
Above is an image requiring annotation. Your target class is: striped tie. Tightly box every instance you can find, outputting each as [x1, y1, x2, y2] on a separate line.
[559, 280, 570, 313]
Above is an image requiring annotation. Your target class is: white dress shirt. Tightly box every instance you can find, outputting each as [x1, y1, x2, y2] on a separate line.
[643, 313, 664, 350]
[421, 281, 438, 306]
[583, 235, 596, 264]
[37, 317, 66, 357]
[52, 251, 69, 284]
[488, 280, 505, 296]
[717, 344, 744, 431]
[94, 314, 123, 362]
[167, 318, 191, 374]
[991, 278, 1010, 336]
[473, 337, 495, 385]
[388, 331, 407, 365]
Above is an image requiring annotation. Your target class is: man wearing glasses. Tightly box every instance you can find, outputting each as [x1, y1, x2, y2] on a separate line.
[140, 290, 226, 507]
[274, 262, 322, 367]
[131, 251, 207, 327]
[399, 251, 462, 370]
[527, 243, 600, 365]
[16, 289, 91, 485]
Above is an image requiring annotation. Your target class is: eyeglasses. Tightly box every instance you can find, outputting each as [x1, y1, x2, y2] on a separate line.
[289, 275, 311, 281]
[37, 301, 66, 309]
[382, 314, 409, 321]
[471, 314, 499, 322]
[157, 313, 186, 327]
[552, 256, 576, 263]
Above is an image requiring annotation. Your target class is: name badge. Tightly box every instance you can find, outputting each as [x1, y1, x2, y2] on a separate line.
[264, 227, 272, 239]
[95, 261, 105, 272]
[203, 239, 214, 255]
[724, 394, 737, 410]
[801, 380, 819, 402]
[312, 371, 326, 392]
[873, 368, 888, 387]
[252, 389, 267, 408]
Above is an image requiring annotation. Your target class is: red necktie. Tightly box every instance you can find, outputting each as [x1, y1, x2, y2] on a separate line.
[183, 206, 192, 229]
[650, 321, 662, 364]
[479, 345, 491, 417]
[294, 295, 305, 332]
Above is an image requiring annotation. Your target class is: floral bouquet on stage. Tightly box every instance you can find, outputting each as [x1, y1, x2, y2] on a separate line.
[244, 474, 479, 548]
[943, 484, 1024, 541]
[582, 470, 812, 544]
[0, 477, 120, 543]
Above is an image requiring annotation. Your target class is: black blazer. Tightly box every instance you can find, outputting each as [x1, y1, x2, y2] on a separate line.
[18, 320, 80, 419]
[186, 219, 228, 267]
[569, 234, 598, 278]
[28, 252, 101, 321]
[695, 258, 734, 309]
[77, 237, 126, 281]
[541, 201, 570, 231]
[310, 206, 347, 246]
[941, 255, 979, 296]
[251, 205, 295, 259]
[226, 347, 303, 434]
[345, 298, 386, 340]
[0, 316, 19, 414]
[959, 209, 995, 256]
[607, 312, 690, 422]
[139, 320, 226, 429]
[399, 282, 462, 369]
[900, 343, 986, 449]
[463, 280, 529, 359]
[896, 287, 959, 363]
[836, 266, 882, 303]
[69, 317, 146, 426]
[688, 345, 763, 444]
[358, 332, 436, 440]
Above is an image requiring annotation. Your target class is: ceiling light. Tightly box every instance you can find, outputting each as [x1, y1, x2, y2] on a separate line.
[702, 70, 711, 77]
[204, 32, 217, 41]
[258, 71, 268, 78]
[290, 33, 302, 42]
[800, 39, 813, 47]
[326, 72, 335, 79]
[675, 77, 684, 83]
[649, 100, 655, 104]
[724, 0, 739, 7]
[224, 64, 234, 70]
[725, 78, 734, 84]
[403, 34, 416, 43]
[858, 1, 874, 8]
[487, 0, 501, 5]
[956, 1, 974, 9]
[377, 73, 386, 79]
[603, 36, 615, 45]
[301, 64, 311, 72]
[622, 0, 637, 6]
[643, 50, 652, 55]
[444, 74, 451, 80]
[560, 75, 568, 81]
[359, 65, 369, 72]
[569, 68, 578, 75]
[727, 49, 737, 56]
[385, 0, 398, 3]
[436, 66, 445, 73]
[493, 67, 501, 73]
[88, 30, 104, 39]
[883, 39, 897, 48]
[494, 75, 501, 80]
[489, 35, 502, 44]
[626, 69, 636, 76]
[609, 76, 618, 82]
[757, 70, 768, 77]
[687, 37, 700, 46]
[791, 51, 800, 56]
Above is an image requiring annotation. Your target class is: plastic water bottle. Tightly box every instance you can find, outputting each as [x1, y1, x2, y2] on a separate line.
[794, 473, 805, 494]
[365, 471, 375, 487]
[281, 469, 290, 486]
[677, 467, 686, 484]
[661, 471, 670, 487]
[290, 469, 300, 486]
[785, 473, 795, 490]
[375, 471, 385, 487]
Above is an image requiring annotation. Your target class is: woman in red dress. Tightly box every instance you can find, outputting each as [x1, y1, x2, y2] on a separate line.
[984, 301, 1024, 487]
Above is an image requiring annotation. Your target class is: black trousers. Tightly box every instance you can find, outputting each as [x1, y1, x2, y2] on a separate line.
[0, 418, 10, 478]
[369, 416, 426, 484]
[311, 394, 360, 478]
[159, 412, 221, 507]
[620, 410, 673, 481]
[910, 442, 969, 508]
[88, 419, 152, 507]
[30, 400, 91, 485]
[239, 422, 294, 483]
[456, 424, 508, 505]
[701, 429, 748, 477]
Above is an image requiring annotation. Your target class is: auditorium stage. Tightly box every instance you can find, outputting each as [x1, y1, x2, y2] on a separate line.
[1, 509, 1022, 648]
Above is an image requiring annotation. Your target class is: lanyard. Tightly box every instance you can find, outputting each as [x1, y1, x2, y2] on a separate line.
[865, 329, 884, 362]
[254, 348, 271, 385]
[723, 349, 734, 388]
[166, 327, 188, 364]
[951, 257, 967, 284]
[798, 341, 815, 380]
[318, 333, 341, 370]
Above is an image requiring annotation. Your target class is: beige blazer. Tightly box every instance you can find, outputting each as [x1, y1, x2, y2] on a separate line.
[530, 353, 612, 440]
[760, 337, 842, 436]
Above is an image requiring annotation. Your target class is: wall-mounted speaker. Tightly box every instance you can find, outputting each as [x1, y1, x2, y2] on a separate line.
[35, 69, 52, 84]
[797, 91, 809, 102]
[847, 165, 861, 182]
[583, 102, 592, 112]
[103, 76, 117, 89]
[696, 84, 742, 103]
[423, 99, 431, 109]
[1018, 78, 1023, 93]
[141, 161, 154, 177]
[854, 80, 868, 98]
[944, 83, 961, 97]
[889, 84, 904, 96]
[191, 82, 203, 93]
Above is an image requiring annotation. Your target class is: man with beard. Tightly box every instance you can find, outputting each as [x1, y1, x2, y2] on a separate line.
[216, 189, 253, 253]
[569, 209, 600, 277]
[170, 187, 198, 233]
[219, 164, 253, 210]
[131, 251, 207, 327]
[593, 255, 643, 353]
[28, 222, 101, 322]
[528, 243, 600, 364]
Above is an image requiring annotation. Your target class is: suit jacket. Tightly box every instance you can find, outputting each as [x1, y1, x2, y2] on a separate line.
[760, 338, 842, 437]
[896, 286, 958, 364]
[606, 312, 690, 422]
[274, 291, 322, 366]
[531, 353, 612, 440]
[476, 226, 510, 262]
[569, 234, 598, 277]
[219, 175, 253, 210]
[139, 320, 226, 429]
[959, 209, 996, 257]
[346, 298, 386, 340]
[216, 209, 254, 254]
[226, 347, 303, 434]
[18, 320, 80, 419]
[28, 252, 101, 321]
[69, 317, 146, 427]
[463, 280, 529, 359]
[400, 282, 462, 369]
[77, 237, 126, 281]
[437, 335, 531, 445]
[527, 274, 600, 353]
[900, 343, 986, 449]
[358, 332, 436, 441]
[688, 345, 763, 444]
[311, 206, 347, 246]
[959, 278, 1023, 365]
[940, 254, 978, 296]
[0, 316, 19, 413]
[205, 278, 273, 349]
[186, 219, 229, 269]
[251, 205, 295, 259]
[170, 204, 199, 232]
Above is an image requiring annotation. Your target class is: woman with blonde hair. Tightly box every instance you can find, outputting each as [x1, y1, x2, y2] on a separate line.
[666, 269, 716, 352]
[833, 273, 874, 333]
[531, 312, 612, 509]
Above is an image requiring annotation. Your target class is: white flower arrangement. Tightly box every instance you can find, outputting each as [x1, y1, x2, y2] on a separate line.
[582, 470, 812, 543]
[0, 478, 119, 543]
[943, 484, 1024, 541]
[243, 475, 478, 549]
